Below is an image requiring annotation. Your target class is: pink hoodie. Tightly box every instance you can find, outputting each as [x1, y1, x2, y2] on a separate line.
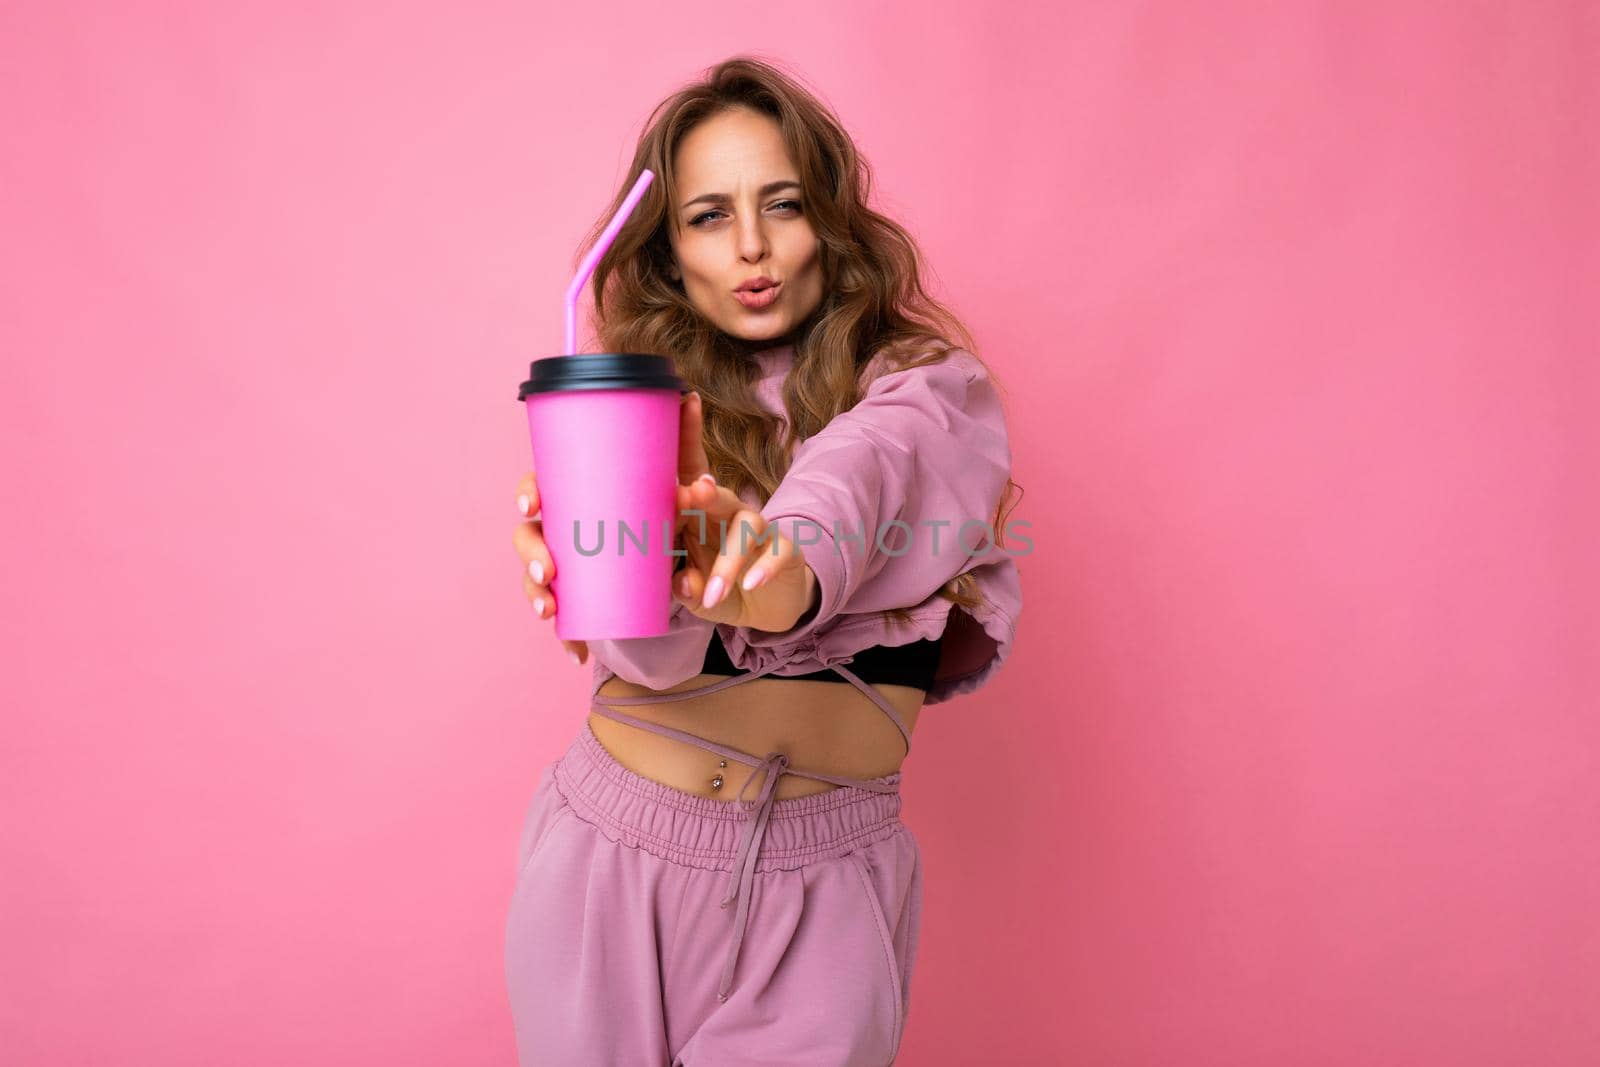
[586, 342, 1023, 706]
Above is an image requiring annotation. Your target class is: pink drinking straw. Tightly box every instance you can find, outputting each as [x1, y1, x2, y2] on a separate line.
[565, 168, 656, 355]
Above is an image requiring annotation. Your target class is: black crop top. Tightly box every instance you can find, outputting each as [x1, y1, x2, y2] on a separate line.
[699, 630, 943, 691]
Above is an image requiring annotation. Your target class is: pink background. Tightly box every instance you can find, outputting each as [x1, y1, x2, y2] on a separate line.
[3, 2, 1596, 1063]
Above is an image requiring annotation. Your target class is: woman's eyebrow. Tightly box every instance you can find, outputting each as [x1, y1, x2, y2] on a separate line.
[681, 180, 801, 210]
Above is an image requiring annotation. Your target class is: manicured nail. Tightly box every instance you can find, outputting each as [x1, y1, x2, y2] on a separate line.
[679, 574, 693, 597]
[533, 596, 545, 616]
[702, 575, 725, 609]
[529, 559, 544, 583]
[741, 566, 766, 592]
[569, 650, 580, 666]
[698, 472, 716, 485]
[517, 494, 530, 515]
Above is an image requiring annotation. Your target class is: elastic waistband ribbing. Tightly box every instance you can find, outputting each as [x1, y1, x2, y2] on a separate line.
[554, 722, 905, 874]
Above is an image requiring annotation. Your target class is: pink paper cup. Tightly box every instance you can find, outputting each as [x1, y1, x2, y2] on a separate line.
[518, 353, 688, 641]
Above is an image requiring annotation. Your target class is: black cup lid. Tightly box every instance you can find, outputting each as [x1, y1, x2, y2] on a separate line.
[518, 353, 687, 400]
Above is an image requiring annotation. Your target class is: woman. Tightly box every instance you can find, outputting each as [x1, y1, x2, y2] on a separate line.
[506, 56, 1023, 1066]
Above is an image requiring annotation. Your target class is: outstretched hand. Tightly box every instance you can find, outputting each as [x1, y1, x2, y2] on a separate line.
[672, 390, 818, 634]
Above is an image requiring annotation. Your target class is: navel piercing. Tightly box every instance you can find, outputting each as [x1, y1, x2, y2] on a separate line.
[710, 759, 727, 791]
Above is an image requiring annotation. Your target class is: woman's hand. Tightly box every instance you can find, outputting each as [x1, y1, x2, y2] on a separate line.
[671, 473, 817, 632]
[671, 391, 818, 633]
[513, 468, 588, 666]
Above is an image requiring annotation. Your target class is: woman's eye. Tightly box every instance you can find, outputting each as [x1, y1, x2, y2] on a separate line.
[688, 200, 803, 228]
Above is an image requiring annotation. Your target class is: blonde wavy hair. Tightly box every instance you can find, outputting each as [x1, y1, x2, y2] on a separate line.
[575, 55, 1023, 628]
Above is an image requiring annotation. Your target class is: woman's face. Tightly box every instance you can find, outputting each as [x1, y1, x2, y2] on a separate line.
[667, 108, 825, 344]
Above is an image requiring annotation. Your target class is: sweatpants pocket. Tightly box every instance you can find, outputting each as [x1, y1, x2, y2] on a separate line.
[848, 845, 907, 1062]
[514, 759, 572, 881]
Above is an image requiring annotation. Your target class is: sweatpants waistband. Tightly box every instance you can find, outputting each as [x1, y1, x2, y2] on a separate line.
[554, 722, 905, 875]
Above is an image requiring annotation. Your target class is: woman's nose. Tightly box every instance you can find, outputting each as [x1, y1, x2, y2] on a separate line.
[736, 218, 769, 259]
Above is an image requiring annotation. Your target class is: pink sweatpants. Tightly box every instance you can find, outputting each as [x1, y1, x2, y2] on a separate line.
[503, 722, 924, 1066]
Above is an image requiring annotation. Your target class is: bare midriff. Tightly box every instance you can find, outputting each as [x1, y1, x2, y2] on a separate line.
[589, 672, 926, 801]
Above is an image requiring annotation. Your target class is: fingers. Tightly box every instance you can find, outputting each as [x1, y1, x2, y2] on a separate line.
[675, 471, 721, 573]
[513, 472, 585, 666]
[521, 567, 554, 618]
[702, 507, 784, 610]
[517, 527, 556, 623]
[515, 470, 541, 520]
[512, 516, 555, 590]
[675, 472, 716, 516]
[672, 474, 794, 611]
[672, 563, 704, 608]
[517, 544, 587, 665]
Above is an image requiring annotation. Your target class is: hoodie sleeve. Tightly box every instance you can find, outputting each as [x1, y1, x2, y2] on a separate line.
[585, 598, 716, 691]
[731, 347, 1014, 650]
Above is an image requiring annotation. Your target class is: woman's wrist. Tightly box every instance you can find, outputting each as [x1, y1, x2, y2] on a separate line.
[754, 564, 818, 633]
